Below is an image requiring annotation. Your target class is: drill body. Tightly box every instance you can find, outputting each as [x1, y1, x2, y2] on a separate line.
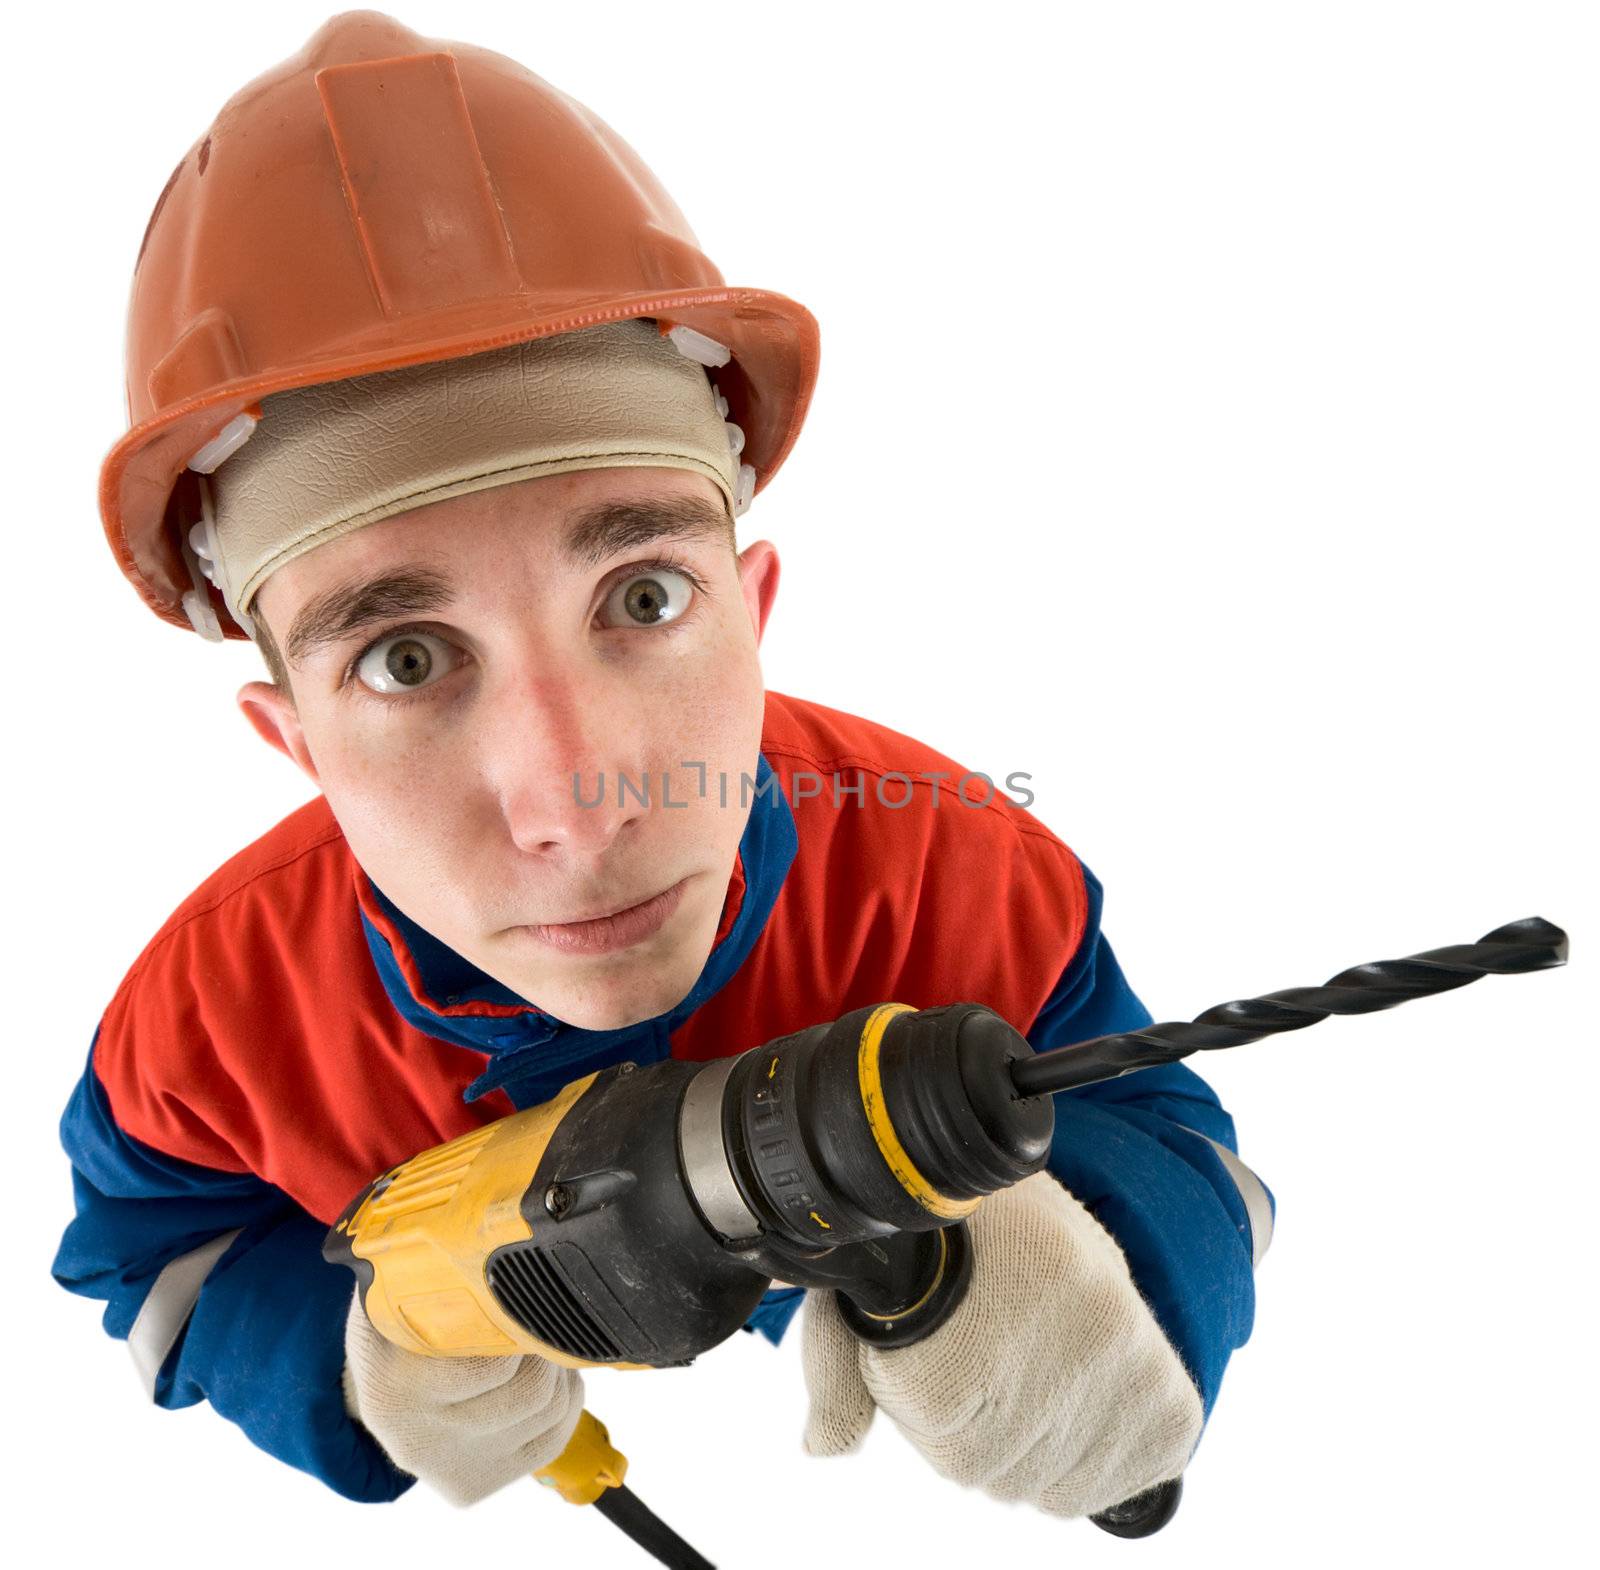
[325, 1001, 1052, 1365]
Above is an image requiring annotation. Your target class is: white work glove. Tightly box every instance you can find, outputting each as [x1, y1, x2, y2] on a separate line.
[800, 1171, 1203, 1519]
[341, 1288, 585, 1506]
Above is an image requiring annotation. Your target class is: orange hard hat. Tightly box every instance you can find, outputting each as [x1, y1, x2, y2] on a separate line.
[103, 9, 820, 638]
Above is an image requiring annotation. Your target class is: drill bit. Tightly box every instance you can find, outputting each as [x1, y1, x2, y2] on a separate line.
[1011, 916, 1568, 1099]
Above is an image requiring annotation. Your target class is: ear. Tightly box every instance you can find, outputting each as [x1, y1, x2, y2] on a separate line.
[736, 539, 781, 647]
[237, 681, 321, 786]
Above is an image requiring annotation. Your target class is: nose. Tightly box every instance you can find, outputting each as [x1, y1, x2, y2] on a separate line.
[479, 667, 651, 858]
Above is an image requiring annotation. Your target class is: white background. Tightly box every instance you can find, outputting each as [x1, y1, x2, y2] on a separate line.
[8, 3, 1595, 1567]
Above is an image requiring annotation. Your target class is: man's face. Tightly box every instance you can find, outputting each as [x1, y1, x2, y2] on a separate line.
[239, 466, 779, 1033]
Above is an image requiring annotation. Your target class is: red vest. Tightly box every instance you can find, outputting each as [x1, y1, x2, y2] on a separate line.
[93, 689, 1089, 1223]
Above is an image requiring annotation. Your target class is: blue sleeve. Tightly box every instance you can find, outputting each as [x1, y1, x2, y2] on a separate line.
[1031, 861, 1272, 1423]
[742, 1284, 807, 1345]
[51, 1037, 413, 1503]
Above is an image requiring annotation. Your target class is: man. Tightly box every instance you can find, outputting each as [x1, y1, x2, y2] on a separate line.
[54, 10, 1271, 1522]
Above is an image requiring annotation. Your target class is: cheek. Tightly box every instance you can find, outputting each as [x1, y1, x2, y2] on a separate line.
[310, 729, 480, 880]
[650, 641, 764, 795]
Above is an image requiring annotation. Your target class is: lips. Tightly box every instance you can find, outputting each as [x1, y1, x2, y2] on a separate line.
[517, 877, 690, 956]
[551, 888, 673, 925]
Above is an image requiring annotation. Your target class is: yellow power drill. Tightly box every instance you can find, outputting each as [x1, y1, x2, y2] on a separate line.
[323, 918, 1566, 1564]
[326, 1000, 1053, 1562]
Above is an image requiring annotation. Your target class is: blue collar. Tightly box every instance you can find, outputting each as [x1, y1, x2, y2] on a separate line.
[359, 750, 798, 1108]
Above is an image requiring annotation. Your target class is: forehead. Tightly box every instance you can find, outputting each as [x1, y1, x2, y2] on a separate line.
[256, 465, 728, 622]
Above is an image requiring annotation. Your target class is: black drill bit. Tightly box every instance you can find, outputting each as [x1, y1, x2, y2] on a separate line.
[1011, 916, 1568, 1100]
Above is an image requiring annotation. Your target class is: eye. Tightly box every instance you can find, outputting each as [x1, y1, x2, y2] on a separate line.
[354, 630, 459, 695]
[600, 565, 698, 629]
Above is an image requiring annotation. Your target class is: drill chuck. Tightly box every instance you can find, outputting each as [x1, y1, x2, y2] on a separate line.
[688, 1001, 1051, 1251]
[676, 1000, 1051, 1345]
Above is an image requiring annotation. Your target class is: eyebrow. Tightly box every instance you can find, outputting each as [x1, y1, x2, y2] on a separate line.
[283, 493, 733, 666]
[561, 492, 732, 570]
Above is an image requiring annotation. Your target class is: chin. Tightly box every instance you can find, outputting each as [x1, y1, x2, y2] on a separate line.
[474, 937, 698, 1032]
[481, 873, 718, 1031]
[553, 996, 659, 1033]
[542, 967, 692, 1033]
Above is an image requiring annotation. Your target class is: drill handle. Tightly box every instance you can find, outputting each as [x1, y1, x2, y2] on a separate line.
[825, 1225, 1183, 1538]
[745, 1223, 975, 1349]
[832, 1221, 974, 1348]
[815, 1224, 1183, 1537]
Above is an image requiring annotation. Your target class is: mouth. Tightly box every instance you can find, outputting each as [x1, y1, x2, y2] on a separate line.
[514, 876, 691, 956]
